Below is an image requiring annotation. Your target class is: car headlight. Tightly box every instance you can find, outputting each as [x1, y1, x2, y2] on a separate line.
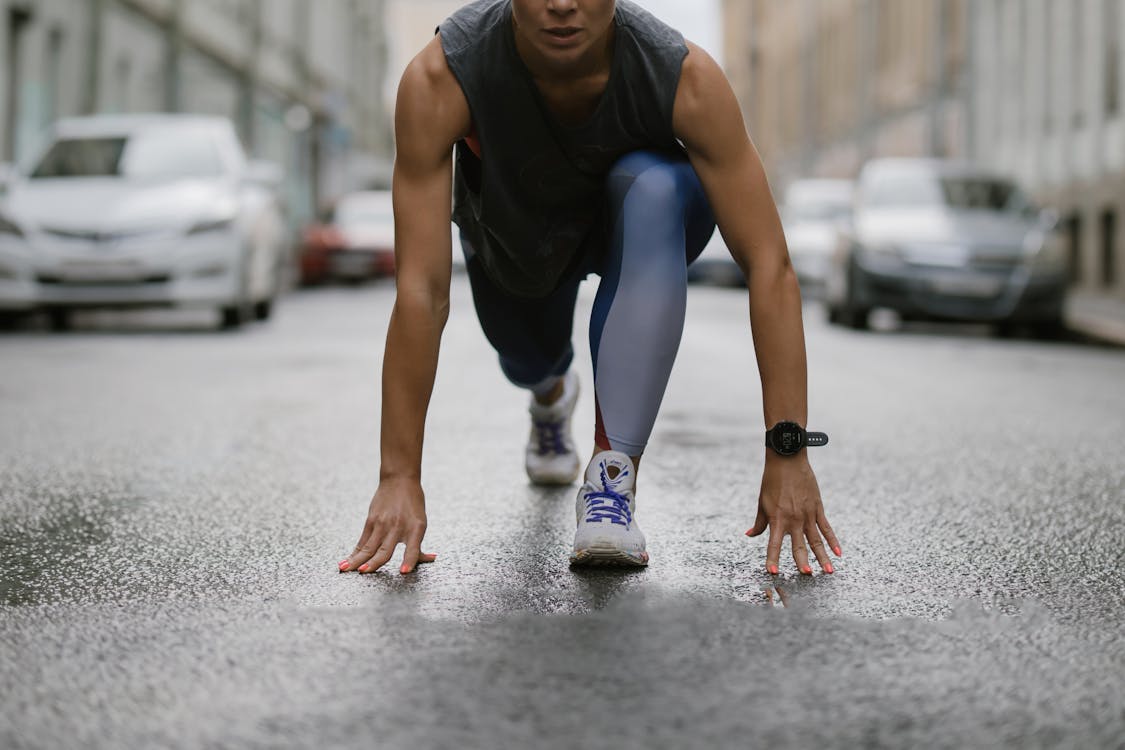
[0, 213, 24, 238]
[187, 215, 237, 236]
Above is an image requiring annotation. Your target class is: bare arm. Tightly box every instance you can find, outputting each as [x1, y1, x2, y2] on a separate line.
[342, 36, 471, 575]
[381, 37, 469, 480]
[673, 43, 840, 575]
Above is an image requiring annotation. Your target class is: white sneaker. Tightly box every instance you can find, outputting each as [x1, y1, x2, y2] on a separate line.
[570, 451, 648, 567]
[525, 370, 581, 485]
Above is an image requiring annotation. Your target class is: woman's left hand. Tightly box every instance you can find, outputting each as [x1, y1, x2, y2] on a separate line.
[746, 452, 841, 575]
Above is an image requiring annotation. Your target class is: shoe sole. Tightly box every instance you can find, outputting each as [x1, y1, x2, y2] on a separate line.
[569, 546, 649, 568]
[528, 472, 580, 486]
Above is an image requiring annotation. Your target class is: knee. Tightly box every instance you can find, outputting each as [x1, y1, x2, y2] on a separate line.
[607, 152, 684, 212]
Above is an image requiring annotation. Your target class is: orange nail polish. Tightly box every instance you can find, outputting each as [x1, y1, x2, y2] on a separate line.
[767, 565, 778, 575]
[801, 566, 812, 575]
[358, 564, 369, 572]
[833, 546, 842, 556]
[338, 560, 350, 571]
[400, 564, 409, 574]
[825, 564, 834, 574]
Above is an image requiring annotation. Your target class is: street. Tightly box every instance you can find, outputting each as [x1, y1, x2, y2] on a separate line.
[2, 278, 1124, 749]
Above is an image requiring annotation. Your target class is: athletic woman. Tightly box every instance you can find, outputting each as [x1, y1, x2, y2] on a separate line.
[338, 0, 841, 575]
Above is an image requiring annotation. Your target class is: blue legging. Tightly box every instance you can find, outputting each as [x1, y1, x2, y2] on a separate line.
[464, 150, 716, 456]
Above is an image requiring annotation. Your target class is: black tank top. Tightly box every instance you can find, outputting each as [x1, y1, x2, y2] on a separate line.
[439, 0, 688, 298]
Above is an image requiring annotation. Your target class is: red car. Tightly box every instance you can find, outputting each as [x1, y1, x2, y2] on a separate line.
[299, 190, 395, 283]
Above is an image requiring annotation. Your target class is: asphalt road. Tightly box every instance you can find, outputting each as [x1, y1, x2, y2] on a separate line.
[2, 278, 1124, 749]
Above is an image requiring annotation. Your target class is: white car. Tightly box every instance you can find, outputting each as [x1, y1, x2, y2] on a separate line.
[0, 114, 286, 330]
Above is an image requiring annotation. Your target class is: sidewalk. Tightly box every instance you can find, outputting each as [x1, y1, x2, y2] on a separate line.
[1065, 291, 1125, 347]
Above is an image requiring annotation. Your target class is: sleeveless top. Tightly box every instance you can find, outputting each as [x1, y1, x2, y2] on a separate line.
[438, 0, 688, 298]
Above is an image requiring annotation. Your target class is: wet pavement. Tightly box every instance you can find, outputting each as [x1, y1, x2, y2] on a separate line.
[2, 279, 1124, 749]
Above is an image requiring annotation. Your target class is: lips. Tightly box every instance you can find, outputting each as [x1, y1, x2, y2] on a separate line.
[543, 27, 581, 44]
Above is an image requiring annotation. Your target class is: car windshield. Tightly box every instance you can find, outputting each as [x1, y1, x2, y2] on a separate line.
[30, 129, 224, 179]
[864, 170, 1033, 214]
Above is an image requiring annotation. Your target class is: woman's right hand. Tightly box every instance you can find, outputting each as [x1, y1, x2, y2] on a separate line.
[339, 476, 437, 575]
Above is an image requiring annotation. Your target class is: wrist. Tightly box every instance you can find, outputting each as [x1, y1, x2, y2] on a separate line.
[764, 448, 810, 465]
[379, 466, 422, 482]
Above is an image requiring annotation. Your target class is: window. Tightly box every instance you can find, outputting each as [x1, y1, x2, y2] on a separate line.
[1101, 209, 1117, 287]
[1066, 213, 1083, 283]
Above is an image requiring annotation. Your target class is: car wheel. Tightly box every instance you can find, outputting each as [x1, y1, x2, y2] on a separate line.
[253, 298, 273, 321]
[994, 321, 1020, 339]
[219, 304, 246, 329]
[840, 263, 871, 330]
[47, 308, 72, 332]
[219, 251, 254, 330]
[0, 310, 26, 330]
[842, 303, 870, 330]
[1031, 318, 1068, 341]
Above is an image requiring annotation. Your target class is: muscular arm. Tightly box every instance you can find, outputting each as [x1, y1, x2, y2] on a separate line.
[673, 42, 807, 433]
[673, 43, 840, 575]
[342, 36, 470, 575]
[381, 36, 471, 480]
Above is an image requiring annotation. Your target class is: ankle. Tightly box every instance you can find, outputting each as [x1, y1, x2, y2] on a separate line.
[588, 447, 642, 476]
[532, 376, 566, 406]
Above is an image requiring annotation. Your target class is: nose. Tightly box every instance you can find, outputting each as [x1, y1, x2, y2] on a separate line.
[546, 0, 578, 15]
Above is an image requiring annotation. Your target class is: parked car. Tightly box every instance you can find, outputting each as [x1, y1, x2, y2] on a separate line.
[781, 178, 854, 292]
[686, 229, 744, 287]
[824, 158, 1068, 335]
[0, 114, 286, 330]
[299, 190, 395, 284]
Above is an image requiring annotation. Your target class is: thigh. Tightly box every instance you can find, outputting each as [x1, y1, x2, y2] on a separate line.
[601, 150, 716, 269]
[464, 243, 580, 367]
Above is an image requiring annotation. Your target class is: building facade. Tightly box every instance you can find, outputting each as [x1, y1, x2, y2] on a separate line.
[723, 0, 1123, 303]
[972, 0, 1124, 300]
[0, 0, 392, 226]
[722, 0, 969, 185]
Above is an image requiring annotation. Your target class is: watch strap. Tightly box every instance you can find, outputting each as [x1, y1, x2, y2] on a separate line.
[806, 431, 829, 447]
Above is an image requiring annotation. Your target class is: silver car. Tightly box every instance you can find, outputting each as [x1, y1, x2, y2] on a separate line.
[0, 114, 286, 330]
[825, 159, 1068, 335]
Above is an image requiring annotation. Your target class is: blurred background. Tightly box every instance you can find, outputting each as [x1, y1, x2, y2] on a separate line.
[0, 0, 1122, 339]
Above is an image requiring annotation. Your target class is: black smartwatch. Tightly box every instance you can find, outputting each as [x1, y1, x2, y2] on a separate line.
[765, 421, 829, 456]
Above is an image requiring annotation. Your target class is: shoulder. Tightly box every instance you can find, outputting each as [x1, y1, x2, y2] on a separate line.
[401, 36, 459, 95]
[674, 42, 728, 122]
[673, 42, 748, 158]
[396, 36, 472, 150]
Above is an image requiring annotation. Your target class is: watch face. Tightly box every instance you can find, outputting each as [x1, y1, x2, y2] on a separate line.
[770, 422, 804, 455]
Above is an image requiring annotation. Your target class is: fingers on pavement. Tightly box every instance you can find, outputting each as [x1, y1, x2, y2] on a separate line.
[791, 531, 813, 575]
[817, 509, 842, 557]
[745, 505, 768, 537]
[806, 521, 834, 574]
[765, 524, 782, 576]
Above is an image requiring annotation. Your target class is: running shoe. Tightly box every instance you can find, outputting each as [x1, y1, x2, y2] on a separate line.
[570, 450, 648, 567]
[525, 370, 581, 485]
